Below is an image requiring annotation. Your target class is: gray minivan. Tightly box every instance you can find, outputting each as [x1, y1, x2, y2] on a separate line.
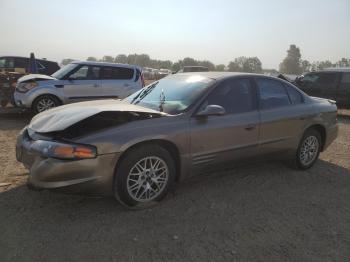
[14, 61, 144, 113]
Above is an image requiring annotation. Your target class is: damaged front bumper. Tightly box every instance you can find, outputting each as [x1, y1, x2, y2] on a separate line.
[16, 129, 120, 195]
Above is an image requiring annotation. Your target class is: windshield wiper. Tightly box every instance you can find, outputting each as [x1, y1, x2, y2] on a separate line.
[159, 88, 166, 112]
[131, 82, 158, 105]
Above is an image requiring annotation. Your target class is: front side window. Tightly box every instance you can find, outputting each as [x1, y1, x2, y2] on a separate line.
[204, 78, 255, 114]
[303, 73, 320, 83]
[257, 78, 291, 110]
[319, 72, 338, 86]
[101, 67, 134, 80]
[52, 63, 79, 79]
[69, 66, 89, 80]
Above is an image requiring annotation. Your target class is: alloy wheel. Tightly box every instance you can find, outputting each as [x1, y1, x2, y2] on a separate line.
[299, 135, 319, 166]
[36, 98, 56, 112]
[127, 156, 169, 202]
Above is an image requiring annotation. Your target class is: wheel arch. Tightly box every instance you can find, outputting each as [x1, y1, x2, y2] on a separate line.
[32, 93, 63, 105]
[304, 124, 326, 151]
[114, 139, 182, 182]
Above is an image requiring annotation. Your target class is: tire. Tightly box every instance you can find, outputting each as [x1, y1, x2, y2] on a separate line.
[114, 144, 175, 208]
[290, 128, 322, 170]
[32, 95, 61, 114]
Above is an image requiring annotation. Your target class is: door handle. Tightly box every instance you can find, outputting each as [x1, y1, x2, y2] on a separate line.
[244, 124, 256, 130]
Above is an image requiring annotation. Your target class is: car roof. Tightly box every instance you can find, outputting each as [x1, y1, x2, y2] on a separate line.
[322, 67, 350, 72]
[72, 60, 140, 69]
[174, 71, 264, 80]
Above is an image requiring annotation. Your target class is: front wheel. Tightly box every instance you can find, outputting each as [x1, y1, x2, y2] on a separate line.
[114, 145, 175, 208]
[293, 129, 322, 170]
[32, 95, 61, 114]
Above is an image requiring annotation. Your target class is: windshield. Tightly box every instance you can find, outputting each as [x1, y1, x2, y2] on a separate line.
[124, 75, 213, 115]
[51, 63, 78, 79]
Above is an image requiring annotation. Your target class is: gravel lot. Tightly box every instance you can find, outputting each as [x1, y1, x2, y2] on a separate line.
[0, 110, 350, 261]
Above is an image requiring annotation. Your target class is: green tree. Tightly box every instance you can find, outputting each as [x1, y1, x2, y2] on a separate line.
[172, 62, 181, 72]
[311, 60, 333, 71]
[244, 57, 262, 73]
[215, 64, 226, 71]
[301, 60, 311, 72]
[228, 61, 241, 72]
[228, 56, 262, 73]
[182, 57, 198, 66]
[336, 58, 349, 67]
[279, 44, 303, 74]
[87, 57, 97, 62]
[159, 60, 173, 69]
[61, 58, 75, 65]
[114, 54, 128, 64]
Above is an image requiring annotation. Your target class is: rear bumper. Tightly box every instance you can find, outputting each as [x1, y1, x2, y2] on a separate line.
[16, 132, 120, 196]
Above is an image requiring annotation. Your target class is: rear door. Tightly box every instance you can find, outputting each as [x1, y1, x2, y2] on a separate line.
[62, 65, 102, 102]
[337, 72, 350, 107]
[99, 66, 140, 99]
[256, 77, 312, 155]
[190, 77, 260, 172]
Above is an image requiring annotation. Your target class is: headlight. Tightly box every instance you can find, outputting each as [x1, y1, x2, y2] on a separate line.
[31, 140, 97, 160]
[16, 81, 38, 93]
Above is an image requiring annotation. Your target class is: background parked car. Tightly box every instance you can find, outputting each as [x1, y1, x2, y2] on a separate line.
[157, 68, 172, 79]
[14, 61, 144, 113]
[0, 55, 60, 107]
[0, 55, 60, 75]
[295, 68, 350, 108]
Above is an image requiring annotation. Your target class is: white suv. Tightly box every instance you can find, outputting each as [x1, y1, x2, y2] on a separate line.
[14, 61, 144, 113]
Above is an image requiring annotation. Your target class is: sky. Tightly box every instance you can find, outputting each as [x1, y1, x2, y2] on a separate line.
[0, 0, 349, 69]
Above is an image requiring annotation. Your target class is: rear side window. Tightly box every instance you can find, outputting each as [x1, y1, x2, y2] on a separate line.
[256, 78, 291, 110]
[319, 72, 338, 86]
[205, 78, 255, 114]
[341, 73, 350, 83]
[285, 84, 303, 104]
[101, 67, 134, 80]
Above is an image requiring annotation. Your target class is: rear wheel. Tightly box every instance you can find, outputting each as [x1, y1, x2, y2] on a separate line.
[291, 129, 322, 170]
[114, 145, 175, 208]
[32, 95, 61, 114]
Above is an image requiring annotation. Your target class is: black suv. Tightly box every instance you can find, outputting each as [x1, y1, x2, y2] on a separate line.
[0, 56, 60, 75]
[296, 69, 350, 108]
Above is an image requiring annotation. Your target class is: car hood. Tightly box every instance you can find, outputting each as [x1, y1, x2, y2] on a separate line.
[29, 99, 167, 133]
[18, 74, 56, 83]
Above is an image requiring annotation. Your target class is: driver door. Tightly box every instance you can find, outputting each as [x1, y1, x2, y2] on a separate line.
[190, 78, 260, 173]
[62, 65, 102, 102]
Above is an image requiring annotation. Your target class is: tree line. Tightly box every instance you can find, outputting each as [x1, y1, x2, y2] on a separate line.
[61, 47, 349, 74]
[279, 44, 350, 74]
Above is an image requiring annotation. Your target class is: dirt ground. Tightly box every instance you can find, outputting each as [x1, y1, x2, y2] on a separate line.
[0, 110, 350, 261]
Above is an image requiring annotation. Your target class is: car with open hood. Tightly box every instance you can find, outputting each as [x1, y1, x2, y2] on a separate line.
[16, 72, 338, 208]
[14, 61, 144, 114]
